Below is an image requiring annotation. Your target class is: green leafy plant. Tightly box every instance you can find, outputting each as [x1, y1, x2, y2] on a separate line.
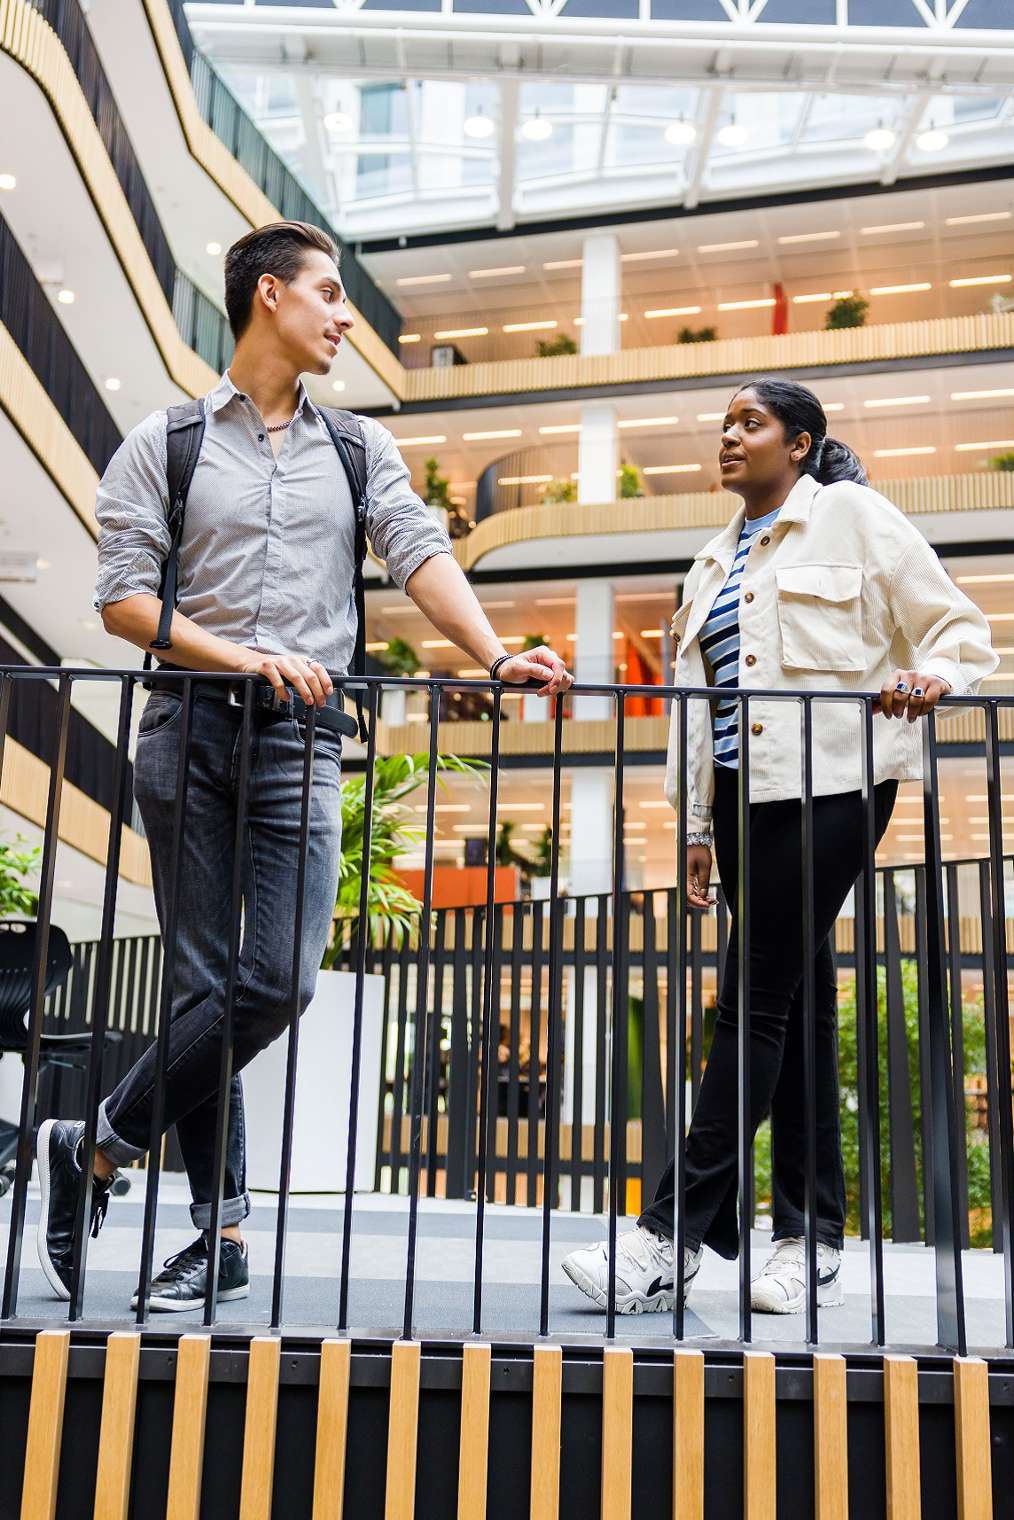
[988, 451, 1014, 472]
[540, 478, 577, 505]
[522, 633, 546, 652]
[324, 752, 486, 960]
[618, 462, 644, 499]
[494, 820, 552, 880]
[824, 294, 869, 330]
[0, 838, 41, 917]
[676, 325, 717, 344]
[536, 334, 578, 357]
[376, 637, 421, 678]
[423, 457, 453, 510]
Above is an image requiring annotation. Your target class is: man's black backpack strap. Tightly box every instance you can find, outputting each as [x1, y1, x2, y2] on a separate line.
[144, 399, 206, 671]
[317, 407, 371, 743]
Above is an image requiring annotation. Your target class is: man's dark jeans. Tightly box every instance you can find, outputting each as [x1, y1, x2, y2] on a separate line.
[639, 766, 897, 1259]
[95, 690, 342, 1228]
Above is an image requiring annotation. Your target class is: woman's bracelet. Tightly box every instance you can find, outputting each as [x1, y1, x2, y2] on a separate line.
[488, 653, 512, 680]
[687, 831, 713, 849]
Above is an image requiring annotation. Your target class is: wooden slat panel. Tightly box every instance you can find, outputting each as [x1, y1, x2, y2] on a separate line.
[813, 1354, 848, 1520]
[884, 1356, 920, 1520]
[94, 1332, 141, 1520]
[385, 1340, 421, 1520]
[20, 1330, 70, 1520]
[953, 1358, 992, 1520]
[313, 1339, 352, 1520]
[239, 1338, 282, 1520]
[673, 1349, 704, 1520]
[167, 1335, 212, 1520]
[601, 1347, 633, 1520]
[530, 1344, 563, 1520]
[743, 1352, 776, 1520]
[457, 1343, 491, 1520]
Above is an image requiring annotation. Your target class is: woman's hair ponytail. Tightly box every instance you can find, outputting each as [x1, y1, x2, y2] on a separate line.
[731, 378, 869, 488]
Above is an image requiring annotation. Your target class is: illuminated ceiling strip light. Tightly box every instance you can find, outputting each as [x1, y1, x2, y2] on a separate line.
[469, 265, 526, 278]
[945, 212, 1011, 225]
[463, 429, 522, 441]
[951, 388, 1014, 401]
[396, 273, 452, 286]
[504, 320, 557, 332]
[621, 248, 680, 262]
[697, 412, 724, 422]
[793, 290, 854, 304]
[718, 298, 776, 310]
[421, 639, 454, 649]
[574, 315, 628, 324]
[698, 240, 759, 253]
[860, 221, 926, 234]
[777, 231, 841, 244]
[824, 403, 845, 412]
[398, 334, 421, 344]
[539, 424, 581, 435]
[394, 435, 446, 446]
[543, 258, 583, 270]
[956, 573, 1014, 584]
[872, 446, 937, 457]
[949, 274, 1013, 287]
[643, 463, 703, 474]
[618, 417, 679, 429]
[433, 327, 488, 339]
[644, 305, 702, 318]
[863, 395, 930, 408]
[498, 474, 553, 485]
[869, 283, 932, 294]
[955, 439, 1014, 450]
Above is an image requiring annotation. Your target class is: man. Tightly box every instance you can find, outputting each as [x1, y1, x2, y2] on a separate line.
[36, 220, 571, 1311]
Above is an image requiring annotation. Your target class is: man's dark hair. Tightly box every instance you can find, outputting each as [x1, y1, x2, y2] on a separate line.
[224, 220, 340, 339]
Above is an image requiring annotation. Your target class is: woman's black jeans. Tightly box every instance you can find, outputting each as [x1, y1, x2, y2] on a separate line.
[639, 767, 897, 1260]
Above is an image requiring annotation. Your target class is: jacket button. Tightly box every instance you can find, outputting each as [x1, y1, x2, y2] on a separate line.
[744, 591, 754, 603]
[760, 535, 771, 546]
[751, 722, 763, 736]
[744, 653, 757, 667]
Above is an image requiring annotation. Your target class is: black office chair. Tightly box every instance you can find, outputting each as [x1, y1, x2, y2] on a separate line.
[0, 919, 125, 1196]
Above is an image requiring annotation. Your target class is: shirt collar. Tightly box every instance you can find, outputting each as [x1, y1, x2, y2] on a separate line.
[694, 473, 822, 568]
[208, 370, 314, 419]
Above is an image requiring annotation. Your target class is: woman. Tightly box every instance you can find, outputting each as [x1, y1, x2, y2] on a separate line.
[563, 377, 997, 1316]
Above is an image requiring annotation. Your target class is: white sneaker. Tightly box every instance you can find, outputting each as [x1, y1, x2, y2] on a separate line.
[561, 1225, 702, 1315]
[750, 1236, 844, 1314]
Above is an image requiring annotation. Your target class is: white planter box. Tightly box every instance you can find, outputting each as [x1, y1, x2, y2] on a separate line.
[243, 969, 385, 1194]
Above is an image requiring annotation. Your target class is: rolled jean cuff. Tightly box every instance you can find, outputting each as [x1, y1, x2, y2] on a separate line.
[95, 1100, 147, 1167]
[190, 1193, 250, 1230]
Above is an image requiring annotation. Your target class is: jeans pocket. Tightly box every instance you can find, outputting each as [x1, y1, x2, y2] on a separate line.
[137, 693, 183, 738]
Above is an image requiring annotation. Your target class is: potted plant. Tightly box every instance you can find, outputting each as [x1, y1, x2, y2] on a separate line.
[540, 478, 577, 505]
[536, 334, 578, 357]
[988, 451, 1014, 472]
[244, 752, 484, 1194]
[376, 637, 421, 726]
[0, 838, 40, 917]
[618, 462, 644, 499]
[824, 294, 869, 330]
[676, 325, 717, 344]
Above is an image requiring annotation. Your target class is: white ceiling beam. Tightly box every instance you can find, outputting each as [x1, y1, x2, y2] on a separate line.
[880, 79, 937, 185]
[682, 82, 723, 211]
[496, 78, 519, 232]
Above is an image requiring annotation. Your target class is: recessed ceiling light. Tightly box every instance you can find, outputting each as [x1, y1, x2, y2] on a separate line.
[543, 259, 583, 271]
[498, 474, 553, 485]
[718, 298, 775, 311]
[36, 558, 50, 570]
[643, 464, 703, 475]
[434, 327, 489, 339]
[618, 417, 679, 430]
[621, 248, 680, 263]
[332, 379, 346, 392]
[323, 111, 353, 132]
[57, 289, 75, 305]
[864, 126, 896, 152]
[503, 320, 557, 333]
[104, 377, 121, 392]
[396, 273, 452, 287]
[916, 128, 949, 152]
[0, 173, 16, 191]
[949, 274, 1012, 287]
[534, 596, 576, 606]
[777, 231, 841, 245]
[956, 573, 1014, 585]
[951, 388, 1014, 401]
[664, 120, 696, 146]
[393, 435, 447, 447]
[716, 121, 749, 148]
[945, 212, 1011, 226]
[955, 439, 1014, 451]
[538, 424, 582, 435]
[397, 334, 421, 344]
[860, 221, 926, 235]
[698, 240, 758, 254]
[644, 306, 702, 319]
[873, 446, 937, 457]
[869, 283, 932, 295]
[521, 112, 553, 142]
[206, 241, 222, 256]
[863, 395, 930, 408]
[464, 109, 496, 140]
[697, 412, 725, 422]
[463, 429, 522, 441]
[823, 403, 845, 412]
[468, 266, 525, 279]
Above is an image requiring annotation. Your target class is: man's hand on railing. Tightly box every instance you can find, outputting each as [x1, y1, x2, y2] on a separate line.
[875, 669, 952, 722]
[235, 648, 334, 708]
[497, 646, 573, 698]
[686, 844, 716, 911]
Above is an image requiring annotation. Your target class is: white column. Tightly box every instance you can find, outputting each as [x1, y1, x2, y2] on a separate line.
[574, 577, 614, 721]
[580, 233, 621, 356]
[561, 767, 614, 1158]
[577, 401, 617, 507]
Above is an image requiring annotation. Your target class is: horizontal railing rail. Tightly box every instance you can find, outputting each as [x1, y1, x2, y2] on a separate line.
[0, 666, 1010, 1359]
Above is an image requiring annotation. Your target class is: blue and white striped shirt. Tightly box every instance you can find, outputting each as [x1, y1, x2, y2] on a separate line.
[698, 505, 781, 769]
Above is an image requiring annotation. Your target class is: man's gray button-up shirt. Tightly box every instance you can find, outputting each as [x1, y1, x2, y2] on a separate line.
[93, 371, 452, 676]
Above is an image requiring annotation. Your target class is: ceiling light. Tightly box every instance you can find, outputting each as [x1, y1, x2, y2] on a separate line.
[949, 274, 1012, 288]
[863, 395, 930, 408]
[778, 231, 841, 245]
[793, 292, 835, 304]
[36, 558, 50, 570]
[543, 259, 583, 271]
[956, 573, 1014, 585]
[398, 334, 421, 344]
[496, 802, 544, 812]
[945, 212, 1011, 226]
[57, 289, 75, 305]
[323, 111, 353, 132]
[718, 298, 776, 311]
[639, 629, 664, 638]
[823, 403, 845, 412]
[394, 435, 447, 447]
[869, 283, 932, 295]
[464, 109, 496, 140]
[664, 119, 696, 146]
[951, 388, 1014, 401]
[104, 377, 121, 392]
[916, 128, 950, 152]
[434, 327, 489, 339]
[421, 640, 454, 649]
[618, 417, 679, 429]
[639, 800, 671, 809]
[396, 273, 452, 287]
[864, 126, 896, 152]
[468, 266, 525, 279]
[698, 240, 758, 254]
[717, 121, 749, 148]
[534, 596, 576, 607]
[504, 320, 557, 333]
[873, 446, 937, 457]
[621, 248, 680, 263]
[860, 221, 926, 235]
[498, 474, 553, 486]
[697, 412, 725, 422]
[332, 379, 346, 392]
[644, 306, 702, 319]
[643, 464, 703, 475]
[539, 424, 581, 436]
[955, 439, 1014, 451]
[205, 241, 222, 257]
[0, 174, 15, 191]
[464, 429, 522, 442]
[521, 112, 553, 142]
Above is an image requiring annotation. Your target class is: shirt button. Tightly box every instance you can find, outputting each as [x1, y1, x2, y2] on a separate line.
[744, 591, 754, 604]
[744, 653, 757, 667]
[751, 722, 764, 736]
[760, 535, 771, 546]
[258, 433, 265, 442]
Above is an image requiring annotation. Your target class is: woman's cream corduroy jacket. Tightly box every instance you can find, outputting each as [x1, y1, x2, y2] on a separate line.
[664, 472, 998, 826]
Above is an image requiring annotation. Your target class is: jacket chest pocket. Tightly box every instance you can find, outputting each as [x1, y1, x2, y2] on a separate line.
[775, 563, 865, 672]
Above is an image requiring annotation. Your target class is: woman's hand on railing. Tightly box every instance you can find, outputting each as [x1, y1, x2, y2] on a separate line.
[686, 844, 716, 911]
[875, 669, 952, 722]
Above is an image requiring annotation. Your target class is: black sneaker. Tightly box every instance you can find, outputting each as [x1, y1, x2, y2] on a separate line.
[35, 1118, 112, 1301]
[131, 1235, 250, 1314]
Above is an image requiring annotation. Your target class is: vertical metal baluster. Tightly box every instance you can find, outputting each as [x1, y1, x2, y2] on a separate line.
[506, 902, 524, 1205]
[571, 897, 587, 1211]
[426, 909, 448, 1196]
[336, 687, 380, 1331]
[391, 932, 412, 1191]
[606, 692, 627, 1341]
[946, 863, 970, 1250]
[373, 925, 395, 1192]
[665, 889, 677, 1166]
[2, 673, 69, 1319]
[735, 695, 752, 1343]
[915, 868, 935, 1246]
[977, 859, 1005, 1257]
[472, 690, 502, 1330]
[402, 688, 440, 1340]
[539, 701, 565, 1336]
[269, 703, 320, 1330]
[690, 910, 703, 1110]
[202, 683, 255, 1326]
[921, 712, 966, 1355]
[69, 675, 134, 1321]
[800, 699, 818, 1344]
[466, 906, 484, 1196]
[674, 693, 690, 1339]
[593, 893, 609, 1216]
[883, 873, 920, 1244]
[857, 697, 885, 1344]
[487, 905, 506, 1206]
[527, 903, 544, 1209]
[984, 702, 1014, 1345]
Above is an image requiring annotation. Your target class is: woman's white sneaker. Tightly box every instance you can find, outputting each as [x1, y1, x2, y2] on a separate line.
[750, 1237, 843, 1314]
[561, 1225, 702, 1314]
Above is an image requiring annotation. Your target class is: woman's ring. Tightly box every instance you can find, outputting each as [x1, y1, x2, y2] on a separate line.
[895, 680, 910, 694]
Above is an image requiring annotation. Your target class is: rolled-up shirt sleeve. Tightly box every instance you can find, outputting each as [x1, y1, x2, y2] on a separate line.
[93, 411, 172, 611]
[361, 418, 453, 591]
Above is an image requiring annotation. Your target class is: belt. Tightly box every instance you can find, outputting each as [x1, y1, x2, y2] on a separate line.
[189, 679, 359, 738]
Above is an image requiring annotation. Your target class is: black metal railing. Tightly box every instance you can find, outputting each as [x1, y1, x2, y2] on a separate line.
[0, 667, 1011, 1359]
